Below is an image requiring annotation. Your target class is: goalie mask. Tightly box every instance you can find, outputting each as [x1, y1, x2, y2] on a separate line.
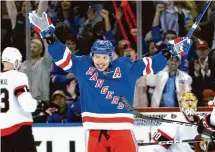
[181, 92, 198, 116]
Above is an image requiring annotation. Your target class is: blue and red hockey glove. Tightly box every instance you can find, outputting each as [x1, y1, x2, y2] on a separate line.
[168, 37, 193, 56]
[28, 11, 55, 39]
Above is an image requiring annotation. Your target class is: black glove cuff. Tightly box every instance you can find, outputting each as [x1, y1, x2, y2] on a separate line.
[206, 114, 215, 130]
[46, 36, 58, 45]
[162, 48, 172, 61]
[198, 114, 215, 139]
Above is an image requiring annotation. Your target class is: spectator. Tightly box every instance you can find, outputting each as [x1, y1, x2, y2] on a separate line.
[189, 40, 215, 105]
[79, 6, 99, 40]
[150, 55, 192, 107]
[202, 89, 215, 106]
[100, 9, 115, 43]
[19, 38, 52, 101]
[158, 1, 192, 36]
[152, 3, 177, 46]
[65, 34, 81, 56]
[47, 90, 81, 123]
[146, 40, 158, 57]
[6, 1, 36, 60]
[33, 102, 59, 123]
[66, 78, 80, 99]
[152, 3, 190, 72]
[52, 0, 81, 37]
[79, 8, 115, 55]
[66, 78, 81, 122]
[133, 76, 148, 107]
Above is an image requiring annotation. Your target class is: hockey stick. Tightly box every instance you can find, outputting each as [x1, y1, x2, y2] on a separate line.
[137, 138, 214, 146]
[121, 96, 197, 127]
[186, 0, 211, 38]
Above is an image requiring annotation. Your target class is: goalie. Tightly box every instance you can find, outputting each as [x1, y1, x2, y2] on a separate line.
[152, 92, 215, 152]
[28, 10, 192, 152]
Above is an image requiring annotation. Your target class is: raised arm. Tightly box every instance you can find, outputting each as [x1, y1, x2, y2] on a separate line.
[128, 49, 170, 81]
[6, 0, 18, 29]
[152, 4, 165, 44]
[153, 4, 165, 27]
[48, 40, 73, 72]
[28, 10, 84, 76]
[37, 1, 48, 15]
[129, 37, 192, 80]
[41, 40, 52, 70]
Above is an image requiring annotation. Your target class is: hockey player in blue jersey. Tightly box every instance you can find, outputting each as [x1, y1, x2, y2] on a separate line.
[28, 11, 192, 152]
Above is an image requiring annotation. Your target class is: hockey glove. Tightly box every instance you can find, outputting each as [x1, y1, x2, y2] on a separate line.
[161, 47, 172, 61]
[168, 37, 193, 56]
[28, 11, 55, 39]
[194, 135, 209, 152]
[197, 114, 215, 140]
[199, 140, 209, 152]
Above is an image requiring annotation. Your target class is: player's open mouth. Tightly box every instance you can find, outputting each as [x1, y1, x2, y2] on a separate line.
[97, 64, 105, 69]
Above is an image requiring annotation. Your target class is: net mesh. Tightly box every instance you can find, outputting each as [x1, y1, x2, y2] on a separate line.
[134, 114, 166, 126]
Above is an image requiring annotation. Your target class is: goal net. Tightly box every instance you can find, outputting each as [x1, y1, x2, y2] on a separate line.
[134, 107, 212, 151]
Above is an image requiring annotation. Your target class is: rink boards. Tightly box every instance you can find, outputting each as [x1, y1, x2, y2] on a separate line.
[32, 124, 154, 152]
[32, 109, 211, 152]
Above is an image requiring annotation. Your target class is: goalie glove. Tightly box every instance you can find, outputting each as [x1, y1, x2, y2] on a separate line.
[168, 37, 193, 57]
[28, 11, 55, 39]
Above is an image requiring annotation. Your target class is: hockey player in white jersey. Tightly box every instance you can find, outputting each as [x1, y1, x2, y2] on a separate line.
[152, 92, 215, 152]
[0, 47, 38, 152]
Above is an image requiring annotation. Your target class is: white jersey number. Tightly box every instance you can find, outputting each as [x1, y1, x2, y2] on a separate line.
[0, 88, 9, 113]
[153, 132, 162, 140]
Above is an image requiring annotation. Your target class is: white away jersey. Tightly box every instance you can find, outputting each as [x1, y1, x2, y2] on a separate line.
[0, 70, 36, 136]
[152, 113, 200, 152]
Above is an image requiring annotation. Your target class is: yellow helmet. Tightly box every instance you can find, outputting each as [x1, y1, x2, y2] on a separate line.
[181, 92, 198, 116]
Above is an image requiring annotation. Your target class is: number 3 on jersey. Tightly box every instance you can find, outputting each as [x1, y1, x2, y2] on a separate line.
[0, 88, 9, 113]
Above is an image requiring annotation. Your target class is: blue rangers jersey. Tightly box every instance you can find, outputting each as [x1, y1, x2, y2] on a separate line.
[48, 40, 167, 130]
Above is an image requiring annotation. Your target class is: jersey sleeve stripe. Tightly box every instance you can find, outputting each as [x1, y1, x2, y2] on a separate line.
[142, 57, 154, 75]
[14, 85, 29, 97]
[82, 116, 134, 124]
[55, 47, 72, 70]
